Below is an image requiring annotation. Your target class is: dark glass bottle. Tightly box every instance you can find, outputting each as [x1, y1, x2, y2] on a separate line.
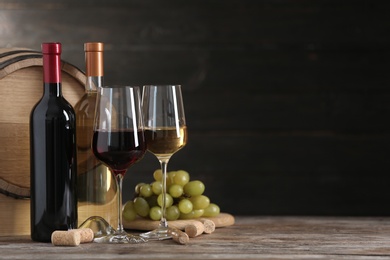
[30, 42, 78, 242]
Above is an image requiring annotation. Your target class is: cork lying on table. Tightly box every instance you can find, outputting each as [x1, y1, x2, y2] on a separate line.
[51, 231, 80, 246]
[199, 218, 216, 234]
[184, 221, 205, 238]
[51, 228, 94, 246]
[168, 228, 190, 245]
[77, 228, 94, 243]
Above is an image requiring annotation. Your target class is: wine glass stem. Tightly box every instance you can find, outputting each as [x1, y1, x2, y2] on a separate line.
[159, 158, 170, 228]
[115, 173, 125, 233]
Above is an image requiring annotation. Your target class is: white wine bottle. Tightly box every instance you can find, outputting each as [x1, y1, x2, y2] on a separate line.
[75, 42, 118, 229]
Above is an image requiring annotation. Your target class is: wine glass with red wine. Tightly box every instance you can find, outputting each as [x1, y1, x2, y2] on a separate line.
[140, 85, 187, 240]
[92, 85, 147, 243]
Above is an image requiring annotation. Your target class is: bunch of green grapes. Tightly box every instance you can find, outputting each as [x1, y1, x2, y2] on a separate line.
[123, 169, 220, 222]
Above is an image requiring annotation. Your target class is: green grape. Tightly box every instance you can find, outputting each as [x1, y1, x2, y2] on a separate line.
[179, 209, 204, 220]
[168, 184, 183, 198]
[178, 198, 193, 214]
[134, 182, 146, 194]
[139, 184, 153, 197]
[166, 171, 176, 186]
[133, 197, 150, 217]
[153, 169, 162, 181]
[183, 180, 205, 196]
[149, 206, 162, 221]
[145, 195, 158, 208]
[168, 171, 176, 180]
[173, 170, 190, 186]
[151, 181, 162, 195]
[189, 195, 210, 210]
[166, 205, 180, 221]
[157, 193, 173, 208]
[202, 203, 220, 217]
[122, 201, 137, 221]
[146, 169, 218, 220]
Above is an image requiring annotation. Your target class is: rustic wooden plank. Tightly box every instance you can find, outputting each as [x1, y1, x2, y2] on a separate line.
[1, 217, 390, 259]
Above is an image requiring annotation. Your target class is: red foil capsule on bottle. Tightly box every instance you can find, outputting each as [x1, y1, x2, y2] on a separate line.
[42, 42, 62, 83]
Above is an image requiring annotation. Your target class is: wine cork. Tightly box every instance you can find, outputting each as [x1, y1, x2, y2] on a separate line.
[77, 228, 94, 243]
[184, 221, 204, 238]
[51, 230, 81, 246]
[51, 228, 94, 246]
[168, 227, 189, 245]
[199, 218, 216, 234]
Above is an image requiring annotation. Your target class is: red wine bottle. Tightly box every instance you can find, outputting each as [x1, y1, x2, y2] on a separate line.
[30, 42, 78, 242]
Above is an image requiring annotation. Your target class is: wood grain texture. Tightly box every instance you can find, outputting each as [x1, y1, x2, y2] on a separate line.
[0, 50, 85, 194]
[2, 216, 390, 259]
[123, 213, 234, 231]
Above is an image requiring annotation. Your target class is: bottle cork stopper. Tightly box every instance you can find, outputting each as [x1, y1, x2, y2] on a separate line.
[51, 228, 94, 246]
[77, 228, 94, 243]
[184, 221, 205, 238]
[199, 219, 216, 234]
[168, 227, 190, 245]
[51, 230, 81, 246]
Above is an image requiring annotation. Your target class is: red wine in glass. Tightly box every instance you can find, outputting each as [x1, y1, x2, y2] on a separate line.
[91, 85, 146, 244]
[93, 130, 146, 176]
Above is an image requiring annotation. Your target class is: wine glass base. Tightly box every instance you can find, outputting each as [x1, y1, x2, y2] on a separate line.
[79, 218, 147, 243]
[140, 227, 172, 240]
[79, 216, 116, 239]
[94, 232, 148, 244]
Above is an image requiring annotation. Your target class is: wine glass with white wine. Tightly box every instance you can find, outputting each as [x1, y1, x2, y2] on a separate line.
[140, 85, 187, 240]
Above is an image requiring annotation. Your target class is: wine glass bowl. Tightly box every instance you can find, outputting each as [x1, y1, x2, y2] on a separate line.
[141, 85, 187, 240]
[144, 126, 187, 160]
[92, 85, 147, 243]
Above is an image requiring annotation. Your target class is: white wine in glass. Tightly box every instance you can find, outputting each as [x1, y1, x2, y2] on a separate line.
[141, 85, 187, 240]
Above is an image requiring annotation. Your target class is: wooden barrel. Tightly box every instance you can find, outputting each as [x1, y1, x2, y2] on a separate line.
[0, 48, 85, 235]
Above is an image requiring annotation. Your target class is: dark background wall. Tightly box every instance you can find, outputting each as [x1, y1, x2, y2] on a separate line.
[1, 0, 390, 216]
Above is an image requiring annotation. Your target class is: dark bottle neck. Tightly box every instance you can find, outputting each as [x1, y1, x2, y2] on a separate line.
[44, 82, 62, 97]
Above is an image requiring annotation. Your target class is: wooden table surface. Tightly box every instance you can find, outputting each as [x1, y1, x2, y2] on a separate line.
[2, 216, 390, 259]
